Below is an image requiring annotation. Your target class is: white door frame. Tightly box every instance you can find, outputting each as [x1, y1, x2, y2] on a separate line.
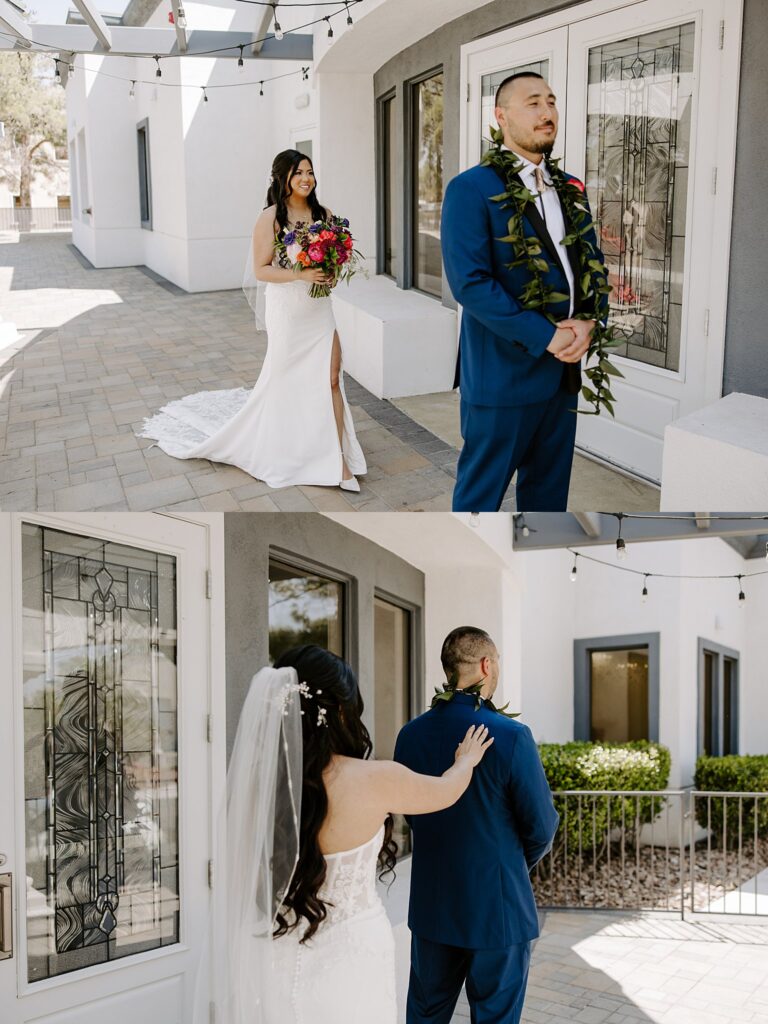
[459, 0, 743, 482]
[0, 512, 226, 1024]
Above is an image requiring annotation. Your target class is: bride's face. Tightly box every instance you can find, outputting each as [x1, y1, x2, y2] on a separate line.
[288, 160, 316, 201]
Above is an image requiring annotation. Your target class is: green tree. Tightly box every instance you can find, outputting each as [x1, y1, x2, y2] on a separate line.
[0, 52, 66, 207]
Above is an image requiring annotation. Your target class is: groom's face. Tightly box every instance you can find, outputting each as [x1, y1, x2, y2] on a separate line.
[496, 77, 559, 157]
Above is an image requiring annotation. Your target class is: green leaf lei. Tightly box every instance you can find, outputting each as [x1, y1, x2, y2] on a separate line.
[430, 672, 520, 719]
[481, 125, 625, 417]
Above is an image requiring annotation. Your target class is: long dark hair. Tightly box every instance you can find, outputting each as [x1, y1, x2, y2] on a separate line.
[272, 645, 397, 943]
[264, 149, 327, 234]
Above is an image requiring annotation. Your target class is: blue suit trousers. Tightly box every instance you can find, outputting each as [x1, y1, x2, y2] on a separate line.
[452, 377, 578, 512]
[406, 934, 532, 1024]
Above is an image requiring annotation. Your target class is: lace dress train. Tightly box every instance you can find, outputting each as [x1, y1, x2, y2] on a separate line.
[138, 279, 367, 489]
[266, 826, 396, 1024]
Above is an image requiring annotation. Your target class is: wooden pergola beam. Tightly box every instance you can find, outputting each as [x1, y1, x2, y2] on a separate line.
[71, 0, 113, 50]
[0, 0, 32, 48]
[0, 24, 313, 59]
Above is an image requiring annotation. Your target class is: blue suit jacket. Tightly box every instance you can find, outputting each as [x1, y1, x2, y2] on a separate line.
[441, 163, 603, 408]
[393, 692, 559, 950]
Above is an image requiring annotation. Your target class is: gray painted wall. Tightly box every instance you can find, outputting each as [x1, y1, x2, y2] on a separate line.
[723, 0, 768, 398]
[224, 513, 425, 759]
[374, 0, 767, 397]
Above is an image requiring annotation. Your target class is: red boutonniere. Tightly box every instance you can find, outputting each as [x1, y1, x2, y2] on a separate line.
[569, 178, 586, 193]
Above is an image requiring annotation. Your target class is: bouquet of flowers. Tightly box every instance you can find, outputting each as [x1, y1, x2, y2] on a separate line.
[277, 215, 365, 298]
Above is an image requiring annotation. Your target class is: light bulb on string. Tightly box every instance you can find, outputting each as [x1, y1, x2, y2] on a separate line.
[302, 67, 309, 81]
[615, 513, 627, 560]
[68, 62, 75, 75]
[570, 555, 578, 582]
[154, 56, 162, 78]
[237, 45, 244, 72]
[176, 5, 186, 28]
[259, 81, 264, 96]
[738, 575, 746, 606]
[641, 575, 649, 603]
[54, 60, 61, 83]
[325, 16, 334, 37]
[129, 80, 136, 99]
[469, 513, 480, 529]
[202, 86, 208, 103]
[270, 3, 282, 39]
[345, 2, 353, 26]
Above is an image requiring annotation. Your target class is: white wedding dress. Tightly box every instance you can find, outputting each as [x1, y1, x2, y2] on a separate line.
[138, 245, 367, 489]
[266, 825, 396, 1023]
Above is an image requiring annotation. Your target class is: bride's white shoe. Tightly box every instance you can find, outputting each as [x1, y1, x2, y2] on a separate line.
[339, 476, 360, 493]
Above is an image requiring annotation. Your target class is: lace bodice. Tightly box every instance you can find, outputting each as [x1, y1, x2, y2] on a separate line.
[317, 825, 385, 927]
[272, 219, 307, 269]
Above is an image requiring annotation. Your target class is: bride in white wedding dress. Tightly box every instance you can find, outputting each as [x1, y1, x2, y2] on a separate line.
[224, 646, 493, 1024]
[139, 150, 366, 492]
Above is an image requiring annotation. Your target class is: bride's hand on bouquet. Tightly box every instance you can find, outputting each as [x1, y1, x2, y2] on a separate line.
[297, 266, 334, 285]
[454, 725, 494, 768]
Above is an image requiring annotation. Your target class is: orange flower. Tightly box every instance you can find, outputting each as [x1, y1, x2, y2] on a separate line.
[296, 252, 311, 267]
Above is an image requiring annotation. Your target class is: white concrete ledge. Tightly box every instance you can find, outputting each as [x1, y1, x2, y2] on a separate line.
[661, 393, 768, 509]
[332, 274, 457, 399]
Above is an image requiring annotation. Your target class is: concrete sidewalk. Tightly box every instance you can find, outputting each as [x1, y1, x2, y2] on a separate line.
[1, 232, 658, 513]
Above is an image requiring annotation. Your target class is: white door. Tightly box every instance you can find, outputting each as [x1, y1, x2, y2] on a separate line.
[462, 0, 742, 483]
[0, 513, 217, 1024]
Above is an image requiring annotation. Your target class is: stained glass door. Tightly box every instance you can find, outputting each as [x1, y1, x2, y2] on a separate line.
[462, 0, 739, 482]
[0, 514, 215, 1024]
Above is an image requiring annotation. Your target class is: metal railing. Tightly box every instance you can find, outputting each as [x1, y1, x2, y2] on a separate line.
[0, 207, 72, 231]
[532, 789, 768, 920]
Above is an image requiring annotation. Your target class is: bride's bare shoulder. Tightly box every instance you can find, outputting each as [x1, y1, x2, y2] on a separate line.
[254, 206, 278, 236]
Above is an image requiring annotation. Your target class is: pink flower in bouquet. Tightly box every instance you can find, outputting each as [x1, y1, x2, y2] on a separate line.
[320, 230, 335, 241]
[337, 250, 349, 264]
[308, 244, 325, 263]
[343, 236, 353, 250]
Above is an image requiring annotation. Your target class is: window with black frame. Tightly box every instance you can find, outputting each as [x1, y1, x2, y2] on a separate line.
[268, 559, 346, 665]
[410, 70, 444, 297]
[373, 594, 414, 855]
[699, 641, 739, 756]
[137, 119, 152, 230]
[378, 91, 398, 278]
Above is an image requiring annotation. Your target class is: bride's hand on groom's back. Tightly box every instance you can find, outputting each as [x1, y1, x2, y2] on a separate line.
[454, 724, 494, 768]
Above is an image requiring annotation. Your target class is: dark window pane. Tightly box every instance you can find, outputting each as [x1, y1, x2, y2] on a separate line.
[703, 651, 716, 755]
[268, 561, 345, 664]
[412, 72, 444, 296]
[589, 647, 649, 742]
[382, 96, 398, 278]
[723, 658, 736, 756]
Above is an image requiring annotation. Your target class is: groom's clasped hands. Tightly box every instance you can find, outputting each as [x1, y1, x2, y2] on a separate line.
[546, 318, 597, 364]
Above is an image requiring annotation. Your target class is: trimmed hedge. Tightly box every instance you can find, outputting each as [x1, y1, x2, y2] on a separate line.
[694, 755, 768, 843]
[537, 741, 671, 858]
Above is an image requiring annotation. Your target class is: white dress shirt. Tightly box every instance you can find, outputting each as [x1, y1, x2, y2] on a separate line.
[502, 147, 575, 316]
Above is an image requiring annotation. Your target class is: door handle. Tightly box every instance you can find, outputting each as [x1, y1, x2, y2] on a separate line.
[0, 873, 12, 960]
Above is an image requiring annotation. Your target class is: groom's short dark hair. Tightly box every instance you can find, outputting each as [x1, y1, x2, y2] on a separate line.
[495, 71, 545, 108]
[441, 627, 496, 676]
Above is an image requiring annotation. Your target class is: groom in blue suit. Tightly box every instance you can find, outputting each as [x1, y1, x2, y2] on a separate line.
[394, 626, 559, 1023]
[441, 72, 607, 512]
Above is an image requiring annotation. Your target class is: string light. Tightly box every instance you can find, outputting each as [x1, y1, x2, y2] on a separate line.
[302, 66, 309, 80]
[570, 555, 578, 582]
[202, 86, 208, 102]
[176, 5, 187, 28]
[325, 16, 333, 36]
[345, 1, 353, 25]
[273, 3, 284, 39]
[469, 513, 480, 529]
[565, 548, 768, 606]
[615, 513, 627, 560]
[237, 44, 244, 71]
[53, 60, 61, 83]
[259, 80, 264, 96]
[129, 79, 135, 98]
[154, 55, 162, 78]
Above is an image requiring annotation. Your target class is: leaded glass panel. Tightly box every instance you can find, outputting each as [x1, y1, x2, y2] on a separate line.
[480, 60, 550, 156]
[22, 523, 179, 983]
[585, 23, 695, 371]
